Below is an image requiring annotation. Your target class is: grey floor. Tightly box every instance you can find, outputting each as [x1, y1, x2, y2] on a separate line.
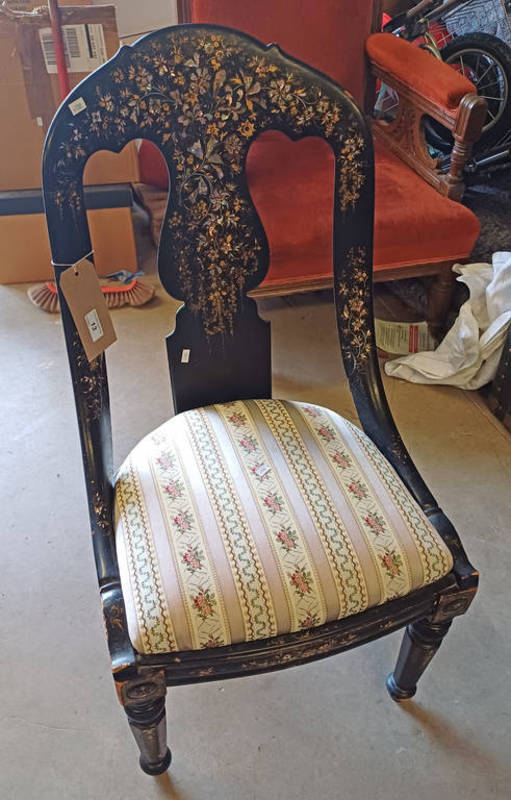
[2, 228, 511, 799]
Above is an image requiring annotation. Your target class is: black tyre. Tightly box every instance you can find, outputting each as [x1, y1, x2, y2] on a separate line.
[424, 32, 511, 154]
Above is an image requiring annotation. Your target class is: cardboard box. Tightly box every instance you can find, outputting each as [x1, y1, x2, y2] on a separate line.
[0, 184, 137, 283]
[0, 4, 139, 190]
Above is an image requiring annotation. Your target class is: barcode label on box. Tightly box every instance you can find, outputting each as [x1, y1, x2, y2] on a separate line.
[39, 24, 107, 74]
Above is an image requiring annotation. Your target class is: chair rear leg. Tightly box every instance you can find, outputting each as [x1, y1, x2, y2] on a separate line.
[386, 618, 452, 701]
[119, 672, 171, 775]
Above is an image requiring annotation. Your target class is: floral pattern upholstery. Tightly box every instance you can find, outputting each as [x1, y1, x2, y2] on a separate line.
[114, 400, 453, 654]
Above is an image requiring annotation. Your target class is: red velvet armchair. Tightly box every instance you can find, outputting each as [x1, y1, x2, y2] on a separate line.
[139, 0, 486, 331]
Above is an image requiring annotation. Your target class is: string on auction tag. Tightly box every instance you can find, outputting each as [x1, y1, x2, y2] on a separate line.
[52, 249, 95, 274]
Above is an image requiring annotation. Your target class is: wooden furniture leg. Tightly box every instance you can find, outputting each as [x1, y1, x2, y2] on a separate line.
[428, 264, 456, 337]
[386, 617, 452, 701]
[487, 323, 511, 432]
[120, 673, 171, 775]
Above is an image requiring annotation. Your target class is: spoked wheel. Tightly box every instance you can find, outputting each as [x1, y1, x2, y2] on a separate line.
[425, 33, 511, 153]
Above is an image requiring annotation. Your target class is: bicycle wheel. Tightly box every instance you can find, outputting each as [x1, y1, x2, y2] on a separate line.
[425, 32, 511, 153]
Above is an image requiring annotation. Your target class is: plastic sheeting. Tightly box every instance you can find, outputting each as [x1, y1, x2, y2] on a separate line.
[384, 252, 511, 390]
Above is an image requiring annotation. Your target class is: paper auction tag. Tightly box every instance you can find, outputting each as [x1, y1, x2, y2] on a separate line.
[60, 260, 117, 362]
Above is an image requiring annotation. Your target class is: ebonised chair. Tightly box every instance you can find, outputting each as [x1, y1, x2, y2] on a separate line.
[42, 25, 478, 776]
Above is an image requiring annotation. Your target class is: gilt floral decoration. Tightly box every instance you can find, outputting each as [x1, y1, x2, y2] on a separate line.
[50, 28, 367, 337]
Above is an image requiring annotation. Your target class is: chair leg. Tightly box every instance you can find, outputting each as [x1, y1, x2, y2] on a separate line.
[427, 266, 456, 339]
[386, 617, 452, 702]
[120, 672, 171, 775]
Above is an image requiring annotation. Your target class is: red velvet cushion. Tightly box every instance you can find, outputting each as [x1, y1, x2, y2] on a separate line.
[189, 0, 374, 107]
[366, 33, 475, 111]
[247, 132, 334, 285]
[373, 139, 479, 270]
[138, 133, 480, 286]
[245, 132, 479, 290]
[138, 140, 169, 189]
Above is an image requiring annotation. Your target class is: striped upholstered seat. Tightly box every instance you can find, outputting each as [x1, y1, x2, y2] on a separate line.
[114, 399, 453, 654]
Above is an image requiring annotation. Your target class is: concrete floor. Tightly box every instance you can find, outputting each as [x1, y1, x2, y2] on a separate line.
[2, 247, 511, 798]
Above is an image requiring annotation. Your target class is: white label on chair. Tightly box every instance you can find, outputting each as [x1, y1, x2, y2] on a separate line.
[68, 97, 87, 116]
[85, 309, 104, 342]
[254, 464, 271, 477]
[181, 349, 191, 364]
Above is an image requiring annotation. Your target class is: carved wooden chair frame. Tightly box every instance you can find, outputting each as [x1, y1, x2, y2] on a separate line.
[42, 25, 478, 776]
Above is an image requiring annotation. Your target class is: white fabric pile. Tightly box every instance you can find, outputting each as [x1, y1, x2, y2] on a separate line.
[385, 252, 511, 390]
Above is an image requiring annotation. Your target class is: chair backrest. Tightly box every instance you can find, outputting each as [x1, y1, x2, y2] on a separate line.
[140, 1, 380, 188]
[43, 24, 376, 419]
[185, 0, 381, 111]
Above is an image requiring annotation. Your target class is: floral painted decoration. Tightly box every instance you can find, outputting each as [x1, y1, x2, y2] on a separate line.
[49, 27, 368, 338]
[337, 246, 372, 373]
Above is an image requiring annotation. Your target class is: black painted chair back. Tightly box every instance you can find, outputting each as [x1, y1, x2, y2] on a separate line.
[43, 25, 375, 396]
[43, 24, 446, 571]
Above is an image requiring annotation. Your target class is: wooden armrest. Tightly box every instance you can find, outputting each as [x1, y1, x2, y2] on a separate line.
[367, 33, 476, 122]
[366, 33, 487, 200]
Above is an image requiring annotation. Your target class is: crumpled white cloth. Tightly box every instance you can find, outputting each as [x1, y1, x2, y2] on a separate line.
[384, 252, 511, 390]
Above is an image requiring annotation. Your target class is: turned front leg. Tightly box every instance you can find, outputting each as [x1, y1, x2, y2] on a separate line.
[386, 618, 452, 701]
[119, 671, 171, 775]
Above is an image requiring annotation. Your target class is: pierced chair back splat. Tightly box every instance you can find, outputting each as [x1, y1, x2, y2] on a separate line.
[42, 25, 478, 776]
